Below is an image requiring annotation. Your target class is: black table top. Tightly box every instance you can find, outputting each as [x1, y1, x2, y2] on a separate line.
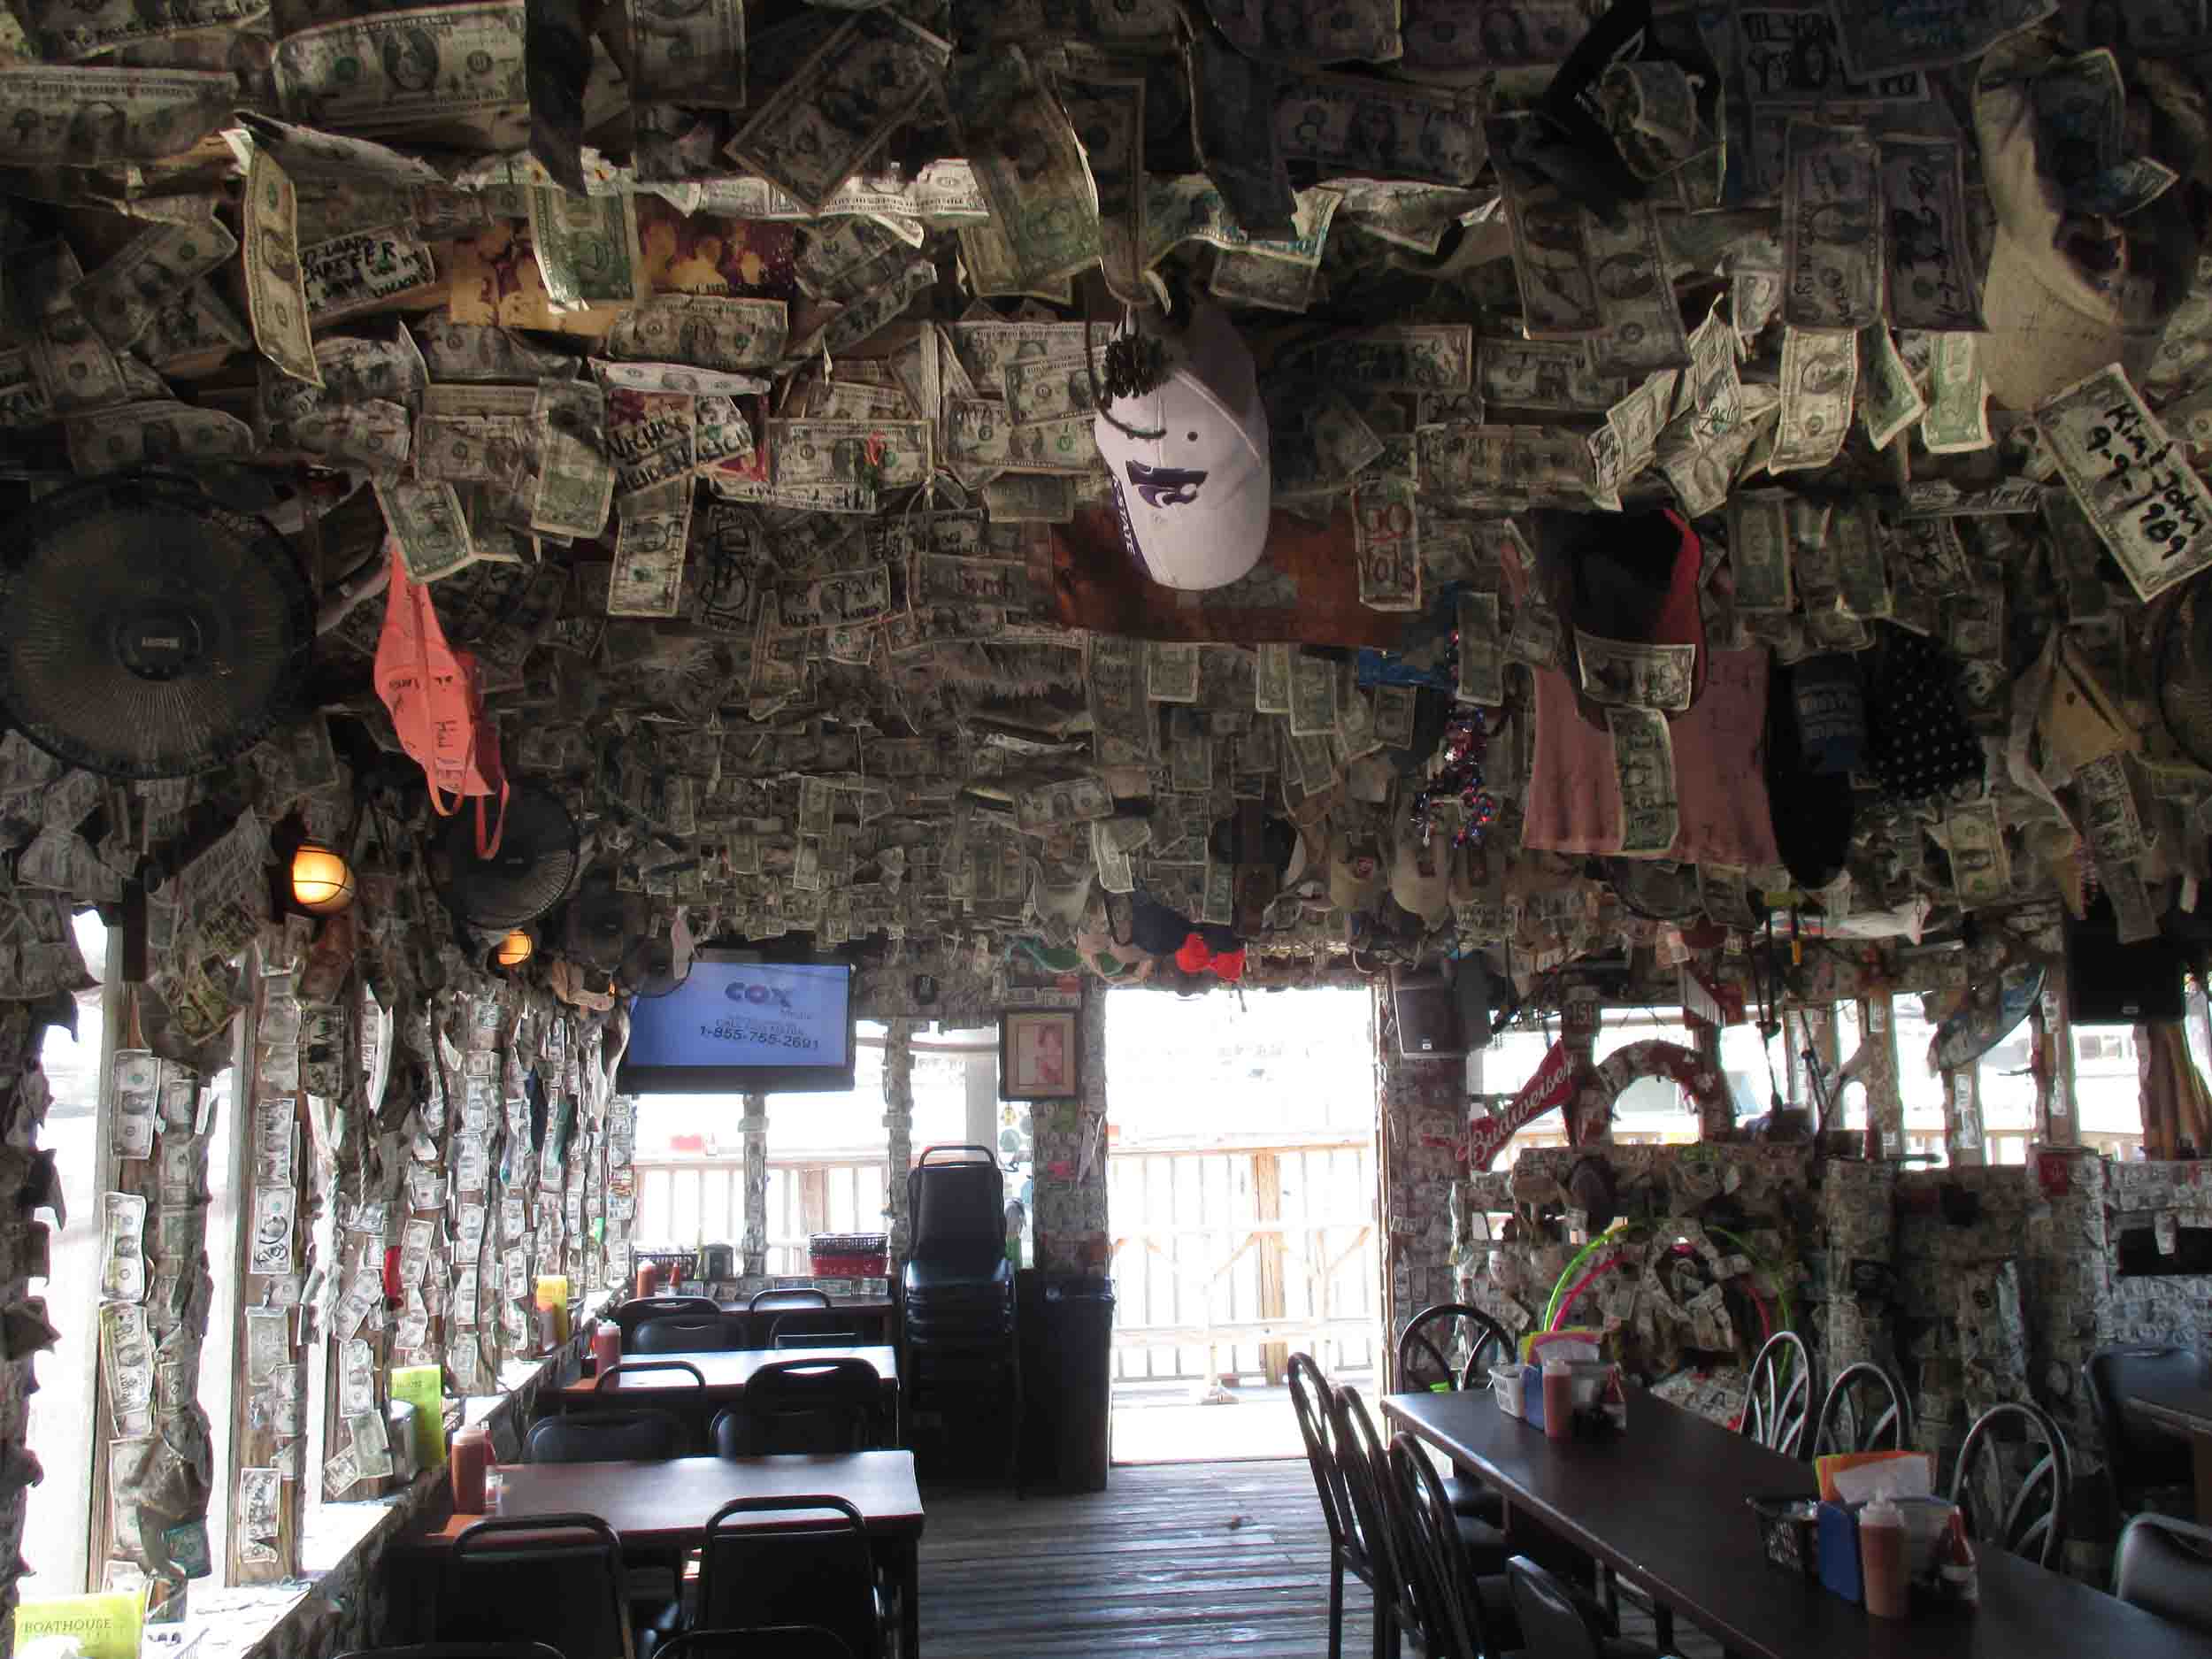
[1384, 1386, 2212, 1659]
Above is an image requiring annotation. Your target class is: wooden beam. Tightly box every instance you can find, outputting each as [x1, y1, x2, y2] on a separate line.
[1252, 1154, 1286, 1386]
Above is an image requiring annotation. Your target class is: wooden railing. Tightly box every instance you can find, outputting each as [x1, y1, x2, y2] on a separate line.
[1107, 1138, 1381, 1386]
[634, 1153, 890, 1276]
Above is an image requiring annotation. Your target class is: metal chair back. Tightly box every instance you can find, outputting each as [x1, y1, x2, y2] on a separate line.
[713, 1357, 882, 1456]
[1507, 1555, 1607, 1659]
[1950, 1399, 2072, 1569]
[439, 1513, 632, 1659]
[775, 1327, 863, 1349]
[2115, 1514, 2212, 1637]
[1396, 1302, 1515, 1394]
[1739, 1330, 1813, 1458]
[1326, 1385, 1402, 1610]
[632, 1315, 747, 1355]
[697, 1496, 880, 1659]
[1814, 1361, 1914, 1456]
[1288, 1353, 1352, 1551]
[611, 1296, 719, 1340]
[1389, 1431, 1497, 1659]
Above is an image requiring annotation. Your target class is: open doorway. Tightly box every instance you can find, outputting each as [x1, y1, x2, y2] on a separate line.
[1102, 987, 1381, 1463]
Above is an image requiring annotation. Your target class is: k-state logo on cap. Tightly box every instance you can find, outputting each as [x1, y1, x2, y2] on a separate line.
[1127, 459, 1207, 508]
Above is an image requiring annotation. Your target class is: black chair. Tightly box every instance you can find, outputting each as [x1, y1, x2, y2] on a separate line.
[612, 1296, 722, 1342]
[1739, 1331, 1813, 1458]
[1950, 1400, 2072, 1569]
[1507, 1555, 1661, 1659]
[712, 1357, 883, 1456]
[775, 1326, 863, 1349]
[339, 1648, 567, 1659]
[1325, 1384, 1407, 1659]
[437, 1514, 631, 1659]
[2085, 1344, 2210, 1517]
[1395, 1304, 1512, 1524]
[632, 1315, 749, 1355]
[695, 1496, 882, 1659]
[2115, 1513, 2212, 1636]
[902, 1146, 1019, 1482]
[1813, 1361, 1914, 1456]
[654, 1632, 856, 1659]
[1387, 1432, 1523, 1659]
[747, 1286, 834, 1344]
[1290, 1354, 1366, 1659]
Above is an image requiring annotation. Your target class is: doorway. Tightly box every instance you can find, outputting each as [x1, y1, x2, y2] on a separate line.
[1102, 987, 1383, 1463]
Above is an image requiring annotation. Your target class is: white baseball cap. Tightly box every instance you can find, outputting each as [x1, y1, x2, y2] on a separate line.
[1092, 302, 1271, 591]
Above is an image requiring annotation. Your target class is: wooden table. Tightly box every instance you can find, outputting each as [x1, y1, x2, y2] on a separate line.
[1385, 1386, 2212, 1659]
[2125, 1380, 2212, 1517]
[414, 1451, 926, 1655]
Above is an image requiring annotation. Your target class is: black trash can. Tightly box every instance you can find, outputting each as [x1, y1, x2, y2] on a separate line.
[1018, 1271, 1116, 1492]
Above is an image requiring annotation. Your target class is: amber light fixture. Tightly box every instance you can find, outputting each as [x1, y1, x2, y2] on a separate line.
[288, 842, 356, 915]
[494, 929, 534, 969]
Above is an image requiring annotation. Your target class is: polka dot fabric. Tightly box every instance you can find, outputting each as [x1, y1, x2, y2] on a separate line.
[1865, 626, 1983, 803]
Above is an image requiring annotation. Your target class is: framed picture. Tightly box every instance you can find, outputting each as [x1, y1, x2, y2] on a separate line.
[1000, 1010, 1079, 1101]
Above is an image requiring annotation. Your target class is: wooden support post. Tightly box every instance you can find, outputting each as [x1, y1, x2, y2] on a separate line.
[1942, 1065, 1985, 1165]
[1859, 988, 1904, 1158]
[2039, 962, 2080, 1149]
[883, 1021, 914, 1269]
[1253, 1153, 1286, 1386]
[741, 1092, 768, 1277]
[1690, 1018, 1733, 1140]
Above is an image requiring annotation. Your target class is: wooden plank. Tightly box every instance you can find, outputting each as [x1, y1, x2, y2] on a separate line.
[1253, 1152, 1286, 1387]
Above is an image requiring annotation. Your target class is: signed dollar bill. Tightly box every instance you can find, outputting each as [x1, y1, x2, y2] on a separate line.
[2035, 362, 2212, 602]
[243, 150, 322, 388]
[1304, 326, 1475, 392]
[609, 481, 691, 617]
[1273, 72, 1487, 185]
[1609, 707, 1679, 858]
[1770, 326, 1856, 472]
[1455, 591, 1503, 705]
[1353, 477, 1421, 611]
[1782, 120, 1884, 333]
[1877, 134, 1985, 332]
[531, 379, 614, 538]
[770, 419, 932, 491]
[73, 217, 237, 351]
[0, 67, 234, 162]
[604, 296, 787, 371]
[1576, 631, 1695, 710]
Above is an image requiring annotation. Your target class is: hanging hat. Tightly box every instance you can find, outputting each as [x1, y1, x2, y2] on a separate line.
[1091, 301, 1272, 592]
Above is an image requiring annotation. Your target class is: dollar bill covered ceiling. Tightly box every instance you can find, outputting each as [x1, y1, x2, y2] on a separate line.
[0, 0, 2203, 1050]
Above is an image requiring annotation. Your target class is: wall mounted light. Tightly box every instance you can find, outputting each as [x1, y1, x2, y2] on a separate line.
[288, 841, 356, 916]
[493, 929, 534, 970]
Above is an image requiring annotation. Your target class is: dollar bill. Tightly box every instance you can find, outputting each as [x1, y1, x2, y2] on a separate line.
[1946, 580, 2003, 661]
[1087, 634, 1154, 766]
[1051, 54, 1148, 305]
[1479, 336, 1622, 413]
[1502, 166, 1603, 338]
[1207, 0, 1400, 65]
[1576, 631, 1695, 710]
[240, 150, 323, 390]
[2101, 855, 2161, 943]
[1146, 641, 1201, 703]
[1004, 352, 1097, 424]
[2035, 362, 2212, 602]
[914, 552, 1025, 608]
[1609, 707, 1678, 858]
[770, 419, 932, 491]
[1831, 0, 2055, 81]
[1353, 477, 1421, 612]
[374, 477, 475, 582]
[726, 9, 952, 211]
[947, 321, 1116, 391]
[1877, 134, 1985, 333]
[66, 401, 254, 474]
[1290, 651, 1337, 736]
[1455, 591, 1503, 705]
[412, 321, 577, 382]
[792, 258, 936, 362]
[780, 562, 892, 629]
[1859, 324, 1926, 449]
[1698, 862, 1760, 931]
[1014, 774, 1113, 834]
[1416, 422, 1594, 504]
[984, 473, 1074, 522]
[1210, 249, 1325, 313]
[303, 232, 440, 323]
[528, 186, 649, 309]
[103, 1191, 149, 1301]
[1091, 818, 1135, 894]
[1945, 800, 2010, 907]
[1829, 503, 1892, 619]
[72, 217, 236, 352]
[1371, 682, 1417, 748]
[609, 482, 691, 617]
[1302, 326, 1475, 393]
[606, 388, 695, 498]
[0, 67, 233, 161]
[1273, 71, 1487, 185]
[1311, 390, 1386, 481]
[693, 394, 755, 471]
[526, 378, 613, 539]
[1726, 491, 1795, 611]
[1770, 326, 1856, 472]
[1200, 851, 1235, 927]
[273, 4, 529, 140]
[1143, 176, 1342, 270]
[1584, 203, 1693, 375]
[1921, 331, 1993, 454]
[2077, 750, 2150, 863]
[1002, 413, 1099, 473]
[957, 48, 1102, 292]
[140, 280, 250, 372]
[605, 296, 787, 371]
[1254, 643, 1293, 714]
[1782, 121, 1884, 333]
[595, 360, 770, 397]
[630, 0, 745, 109]
[795, 217, 910, 302]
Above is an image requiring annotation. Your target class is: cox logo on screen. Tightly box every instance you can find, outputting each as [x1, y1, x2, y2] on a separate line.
[723, 979, 795, 1012]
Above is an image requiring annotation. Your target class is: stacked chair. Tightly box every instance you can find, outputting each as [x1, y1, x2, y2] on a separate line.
[900, 1145, 1019, 1481]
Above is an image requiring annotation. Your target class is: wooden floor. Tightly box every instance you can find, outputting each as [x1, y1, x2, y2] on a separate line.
[918, 1459, 1374, 1658]
[916, 1457, 1723, 1659]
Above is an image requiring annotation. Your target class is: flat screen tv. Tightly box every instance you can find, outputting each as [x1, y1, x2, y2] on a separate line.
[616, 954, 856, 1094]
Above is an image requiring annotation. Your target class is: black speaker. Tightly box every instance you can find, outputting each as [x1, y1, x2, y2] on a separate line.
[2066, 893, 2188, 1024]
[1391, 967, 1465, 1059]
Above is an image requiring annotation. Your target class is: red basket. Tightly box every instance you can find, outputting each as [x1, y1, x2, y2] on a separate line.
[810, 1233, 887, 1279]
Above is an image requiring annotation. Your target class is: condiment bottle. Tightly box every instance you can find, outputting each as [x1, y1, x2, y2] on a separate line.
[1542, 1357, 1572, 1441]
[591, 1321, 621, 1375]
[1859, 1494, 1910, 1618]
[1938, 1510, 1978, 1605]
[450, 1423, 489, 1514]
